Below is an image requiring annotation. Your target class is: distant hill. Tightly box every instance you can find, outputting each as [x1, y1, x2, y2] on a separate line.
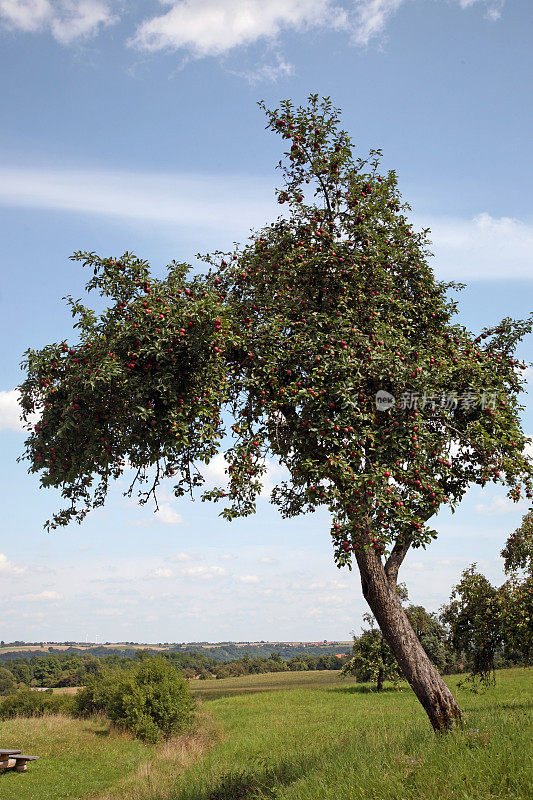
[0, 641, 350, 663]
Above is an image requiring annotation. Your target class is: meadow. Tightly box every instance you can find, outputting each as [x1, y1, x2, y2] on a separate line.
[0, 668, 531, 800]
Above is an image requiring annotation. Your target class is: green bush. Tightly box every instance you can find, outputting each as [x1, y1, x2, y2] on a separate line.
[75, 655, 195, 742]
[0, 667, 16, 696]
[0, 688, 74, 718]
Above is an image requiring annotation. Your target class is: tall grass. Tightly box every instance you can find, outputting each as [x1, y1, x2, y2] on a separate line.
[1, 668, 530, 799]
[167, 668, 532, 800]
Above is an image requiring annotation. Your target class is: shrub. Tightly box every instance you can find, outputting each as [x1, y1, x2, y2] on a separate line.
[0, 688, 74, 718]
[0, 667, 15, 696]
[75, 655, 195, 742]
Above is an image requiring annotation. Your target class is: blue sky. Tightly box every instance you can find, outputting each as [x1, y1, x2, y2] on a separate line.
[0, 0, 531, 644]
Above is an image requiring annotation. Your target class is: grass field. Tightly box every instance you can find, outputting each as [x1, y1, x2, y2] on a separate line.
[189, 668, 353, 700]
[0, 715, 152, 800]
[1, 668, 531, 800]
[174, 667, 533, 800]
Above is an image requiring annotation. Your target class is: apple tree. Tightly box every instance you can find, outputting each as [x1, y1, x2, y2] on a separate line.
[18, 95, 533, 732]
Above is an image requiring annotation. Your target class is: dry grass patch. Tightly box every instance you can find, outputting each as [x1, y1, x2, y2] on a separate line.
[89, 704, 223, 800]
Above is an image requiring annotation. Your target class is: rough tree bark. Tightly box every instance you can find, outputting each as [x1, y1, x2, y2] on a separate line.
[354, 537, 462, 732]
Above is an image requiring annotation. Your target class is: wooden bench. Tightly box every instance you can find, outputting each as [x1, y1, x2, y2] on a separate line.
[0, 749, 38, 772]
[0, 749, 21, 768]
[12, 755, 39, 772]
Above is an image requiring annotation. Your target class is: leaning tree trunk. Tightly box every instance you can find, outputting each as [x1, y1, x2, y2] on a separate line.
[354, 543, 462, 732]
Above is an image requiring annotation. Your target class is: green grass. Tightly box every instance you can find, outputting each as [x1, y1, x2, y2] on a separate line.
[190, 669, 351, 701]
[0, 714, 152, 800]
[0, 669, 531, 800]
[170, 667, 533, 800]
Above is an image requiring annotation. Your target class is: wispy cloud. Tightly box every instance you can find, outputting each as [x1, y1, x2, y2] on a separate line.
[475, 495, 528, 515]
[351, 0, 404, 47]
[228, 52, 294, 85]
[155, 503, 183, 525]
[0, 0, 117, 44]
[0, 553, 27, 575]
[0, 167, 530, 280]
[180, 565, 227, 579]
[0, 166, 276, 233]
[415, 212, 533, 280]
[171, 552, 193, 562]
[18, 589, 62, 601]
[458, 0, 505, 22]
[238, 574, 259, 584]
[151, 567, 173, 578]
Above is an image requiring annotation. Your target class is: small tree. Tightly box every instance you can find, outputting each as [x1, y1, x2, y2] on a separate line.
[342, 614, 401, 691]
[442, 510, 533, 686]
[19, 95, 532, 731]
[344, 592, 452, 689]
[441, 566, 503, 687]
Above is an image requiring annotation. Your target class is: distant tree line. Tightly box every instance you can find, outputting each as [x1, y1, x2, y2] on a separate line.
[0, 647, 349, 691]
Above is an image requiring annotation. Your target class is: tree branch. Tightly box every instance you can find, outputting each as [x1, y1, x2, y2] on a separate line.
[384, 539, 411, 586]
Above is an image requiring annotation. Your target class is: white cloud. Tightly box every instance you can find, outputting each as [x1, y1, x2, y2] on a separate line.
[95, 607, 124, 616]
[0, 389, 25, 431]
[202, 452, 289, 499]
[19, 590, 62, 601]
[239, 574, 259, 583]
[171, 552, 193, 562]
[155, 503, 183, 525]
[417, 212, 533, 280]
[319, 594, 344, 604]
[131, 0, 348, 56]
[0, 0, 51, 31]
[0, 0, 117, 43]
[131, 0, 504, 57]
[0, 0, 505, 54]
[202, 452, 229, 485]
[152, 567, 173, 578]
[352, 0, 404, 47]
[458, 0, 505, 22]
[0, 553, 26, 575]
[475, 495, 528, 515]
[180, 565, 227, 579]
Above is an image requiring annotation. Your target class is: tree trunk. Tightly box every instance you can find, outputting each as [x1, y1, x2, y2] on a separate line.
[355, 544, 462, 732]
